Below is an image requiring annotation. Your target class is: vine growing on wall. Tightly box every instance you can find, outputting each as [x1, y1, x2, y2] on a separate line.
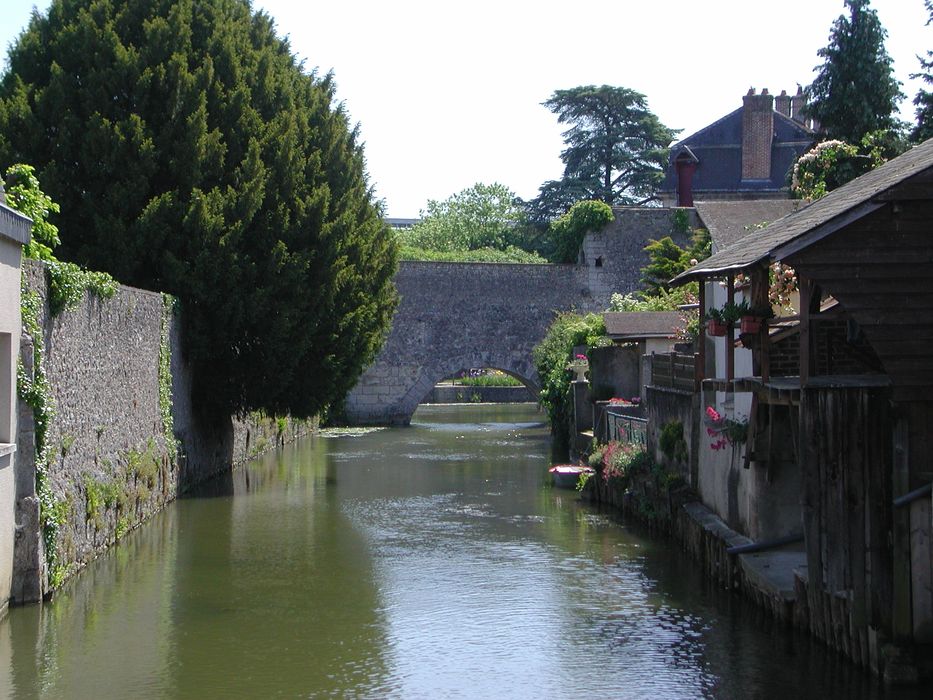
[159, 293, 177, 463]
[17, 281, 68, 587]
[47, 260, 119, 315]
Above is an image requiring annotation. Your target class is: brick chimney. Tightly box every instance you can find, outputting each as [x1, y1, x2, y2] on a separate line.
[791, 85, 807, 126]
[742, 88, 773, 181]
[775, 89, 791, 118]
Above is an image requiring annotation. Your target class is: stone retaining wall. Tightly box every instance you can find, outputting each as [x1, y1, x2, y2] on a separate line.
[13, 260, 311, 602]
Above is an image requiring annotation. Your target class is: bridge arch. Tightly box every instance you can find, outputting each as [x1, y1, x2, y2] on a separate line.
[344, 209, 691, 425]
[395, 353, 539, 423]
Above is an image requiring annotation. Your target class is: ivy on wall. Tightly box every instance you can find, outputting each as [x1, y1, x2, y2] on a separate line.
[17, 280, 68, 588]
[159, 293, 177, 463]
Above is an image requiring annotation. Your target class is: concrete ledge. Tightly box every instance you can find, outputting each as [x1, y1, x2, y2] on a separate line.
[0, 443, 15, 458]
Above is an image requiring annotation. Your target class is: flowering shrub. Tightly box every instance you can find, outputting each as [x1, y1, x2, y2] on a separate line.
[608, 396, 640, 406]
[769, 262, 797, 313]
[704, 406, 748, 450]
[792, 140, 859, 201]
[588, 440, 649, 481]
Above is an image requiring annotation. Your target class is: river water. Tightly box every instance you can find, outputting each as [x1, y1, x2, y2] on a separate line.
[0, 403, 928, 699]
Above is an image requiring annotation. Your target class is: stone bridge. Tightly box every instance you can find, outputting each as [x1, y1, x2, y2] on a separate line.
[344, 207, 695, 425]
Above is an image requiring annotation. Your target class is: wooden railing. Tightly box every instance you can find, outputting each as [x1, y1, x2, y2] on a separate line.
[649, 352, 699, 392]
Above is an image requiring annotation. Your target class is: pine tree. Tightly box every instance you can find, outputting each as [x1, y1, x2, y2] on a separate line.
[530, 85, 677, 218]
[912, 0, 933, 142]
[0, 0, 398, 419]
[805, 0, 904, 143]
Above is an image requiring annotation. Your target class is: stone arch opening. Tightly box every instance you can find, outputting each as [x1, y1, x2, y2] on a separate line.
[395, 353, 539, 426]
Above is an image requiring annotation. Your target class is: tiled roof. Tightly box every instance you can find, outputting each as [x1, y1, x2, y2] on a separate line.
[660, 109, 814, 195]
[672, 138, 933, 283]
[695, 199, 804, 252]
[603, 311, 682, 339]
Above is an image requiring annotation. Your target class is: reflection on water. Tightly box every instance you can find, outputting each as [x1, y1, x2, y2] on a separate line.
[0, 403, 928, 698]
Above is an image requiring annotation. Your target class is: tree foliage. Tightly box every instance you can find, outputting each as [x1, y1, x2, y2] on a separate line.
[528, 85, 677, 221]
[532, 312, 606, 447]
[2, 163, 60, 260]
[399, 182, 528, 252]
[640, 227, 710, 296]
[912, 0, 933, 142]
[805, 0, 904, 143]
[0, 0, 398, 418]
[791, 131, 900, 200]
[549, 199, 614, 264]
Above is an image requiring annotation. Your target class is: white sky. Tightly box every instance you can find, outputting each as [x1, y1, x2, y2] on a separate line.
[0, 0, 930, 217]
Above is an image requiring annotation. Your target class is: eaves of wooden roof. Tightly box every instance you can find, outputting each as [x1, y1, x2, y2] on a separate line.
[671, 138, 933, 284]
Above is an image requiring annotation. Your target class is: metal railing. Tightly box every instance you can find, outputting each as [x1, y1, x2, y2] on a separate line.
[606, 411, 647, 446]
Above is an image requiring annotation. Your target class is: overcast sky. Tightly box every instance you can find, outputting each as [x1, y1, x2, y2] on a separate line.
[1, 0, 930, 217]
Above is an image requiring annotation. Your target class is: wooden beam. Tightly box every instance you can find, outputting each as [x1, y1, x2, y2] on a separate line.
[799, 275, 812, 386]
[727, 272, 735, 384]
[698, 281, 706, 383]
[750, 264, 770, 382]
[893, 415, 913, 640]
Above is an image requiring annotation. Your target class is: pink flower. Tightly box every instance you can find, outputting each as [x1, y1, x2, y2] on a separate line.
[705, 406, 721, 422]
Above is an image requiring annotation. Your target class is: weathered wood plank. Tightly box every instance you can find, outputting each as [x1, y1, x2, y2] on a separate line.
[910, 497, 933, 643]
[798, 264, 933, 280]
[893, 416, 912, 639]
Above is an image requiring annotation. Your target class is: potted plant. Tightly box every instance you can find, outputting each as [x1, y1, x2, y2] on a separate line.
[706, 307, 727, 337]
[567, 353, 589, 381]
[739, 303, 774, 334]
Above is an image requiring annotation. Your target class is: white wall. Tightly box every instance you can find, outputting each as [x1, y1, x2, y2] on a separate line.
[0, 236, 23, 613]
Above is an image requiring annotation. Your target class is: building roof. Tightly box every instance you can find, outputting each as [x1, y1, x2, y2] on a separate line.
[660, 108, 814, 196]
[672, 138, 933, 284]
[695, 199, 804, 252]
[0, 202, 32, 247]
[386, 217, 420, 229]
[603, 311, 681, 340]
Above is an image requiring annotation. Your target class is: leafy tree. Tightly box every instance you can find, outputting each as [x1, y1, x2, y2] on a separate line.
[2, 163, 59, 261]
[0, 0, 398, 419]
[805, 0, 904, 143]
[532, 311, 606, 447]
[528, 85, 677, 220]
[639, 227, 710, 296]
[912, 0, 933, 142]
[549, 200, 614, 264]
[399, 182, 527, 252]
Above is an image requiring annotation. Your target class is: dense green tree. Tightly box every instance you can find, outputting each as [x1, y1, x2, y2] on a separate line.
[548, 199, 614, 264]
[805, 0, 904, 143]
[912, 0, 933, 142]
[532, 311, 606, 447]
[0, 0, 398, 418]
[398, 182, 547, 263]
[640, 227, 710, 296]
[400, 182, 526, 252]
[527, 85, 677, 221]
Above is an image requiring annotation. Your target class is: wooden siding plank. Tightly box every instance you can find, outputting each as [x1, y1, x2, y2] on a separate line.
[910, 497, 933, 642]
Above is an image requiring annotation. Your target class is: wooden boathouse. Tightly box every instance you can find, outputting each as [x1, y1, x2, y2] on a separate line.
[672, 138, 933, 682]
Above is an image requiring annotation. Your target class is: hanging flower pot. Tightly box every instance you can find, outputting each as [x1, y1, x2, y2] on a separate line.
[707, 319, 727, 337]
[740, 316, 762, 334]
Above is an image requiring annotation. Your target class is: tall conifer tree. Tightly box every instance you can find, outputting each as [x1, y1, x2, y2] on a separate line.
[528, 85, 676, 221]
[912, 0, 933, 142]
[805, 0, 903, 142]
[0, 0, 398, 418]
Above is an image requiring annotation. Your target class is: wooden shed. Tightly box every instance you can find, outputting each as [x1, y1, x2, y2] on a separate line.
[672, 138, 933, 681]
